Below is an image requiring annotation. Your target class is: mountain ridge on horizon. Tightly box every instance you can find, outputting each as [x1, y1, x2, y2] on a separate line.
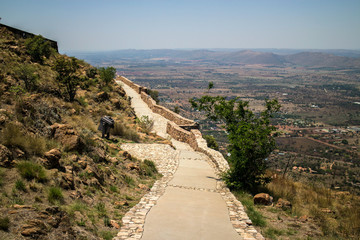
[69, 48, 360, 69]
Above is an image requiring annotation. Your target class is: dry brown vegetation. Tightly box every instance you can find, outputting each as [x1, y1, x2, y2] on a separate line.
[0, 26, 169, 239]
[254, 175, 360, 239]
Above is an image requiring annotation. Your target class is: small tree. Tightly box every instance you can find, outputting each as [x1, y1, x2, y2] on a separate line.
[190, 95, 280, 190]
[207, 81, 214, 92]
[25, 35, 52, 63]
[53, 56, 81, 102]
[148, 89, 160, 103]
[15, 64, 39, 91]
[173, 105, 180, 114]
[98, 67, 116, 85]
[204, 134, 219, 150]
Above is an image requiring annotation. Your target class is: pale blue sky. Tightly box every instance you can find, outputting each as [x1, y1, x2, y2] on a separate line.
[1, 0, 359, 52]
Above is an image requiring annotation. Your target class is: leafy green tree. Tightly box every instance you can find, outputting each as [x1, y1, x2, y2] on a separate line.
[15, 64, 39, 91]
[25, 35, 52, 63]
[98, 67, 116, 85]
[53, 56, 81, 102]
[190, 95, 281, 190]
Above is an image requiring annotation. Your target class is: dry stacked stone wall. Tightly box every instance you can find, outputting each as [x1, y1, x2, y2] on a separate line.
[118, 76, 230, 174]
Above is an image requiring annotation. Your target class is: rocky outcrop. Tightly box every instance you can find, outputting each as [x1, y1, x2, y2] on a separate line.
[254, 193, 273, 205]
[50, 123, 84, 152]
[276, 198, 292, 210]
[0, 144, 13, 167]
[42, 148, 62, 169]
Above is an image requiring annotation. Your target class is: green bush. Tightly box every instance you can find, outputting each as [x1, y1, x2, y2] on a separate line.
[48, 186, 64, 204]
[17, 161, 47, 182]
[0, 216, 10, 231]
[109, 185, 118, 193]
[15, 179, 26, 192]
[140, 160, 158, 177]
[25, 35, 52, 63]
[203, 135, 219, 150]
[103, 215, 111, 227]
[123, 175, 135, 186]
[99, 230, 115, 240]
[95, 202, 107, 217]
[15, 64, 39, 91]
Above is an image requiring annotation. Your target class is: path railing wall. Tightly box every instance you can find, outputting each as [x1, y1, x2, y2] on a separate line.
[119, 76, 230, 173]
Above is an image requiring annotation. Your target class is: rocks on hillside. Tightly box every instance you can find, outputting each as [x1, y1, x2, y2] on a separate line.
[50, 124, 84, 152]
[0, 144, 13, 167]
[40, 148, 62, 169]
[276, 198, 292, 210]
[96, 91, 109, 102]
[254, 193, 273, 205]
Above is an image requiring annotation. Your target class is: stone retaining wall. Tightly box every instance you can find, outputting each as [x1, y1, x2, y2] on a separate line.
[120, 76, 230, 174]
[119, 76, 196, 126]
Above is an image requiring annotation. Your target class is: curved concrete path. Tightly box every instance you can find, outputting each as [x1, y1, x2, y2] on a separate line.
[115, 80, 263, 240]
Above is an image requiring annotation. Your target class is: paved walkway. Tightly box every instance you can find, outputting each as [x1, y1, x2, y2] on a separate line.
[115, 80, 263, 240]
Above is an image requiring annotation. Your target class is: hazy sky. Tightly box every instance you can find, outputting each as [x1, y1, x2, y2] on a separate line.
[1, 0, 360, 52]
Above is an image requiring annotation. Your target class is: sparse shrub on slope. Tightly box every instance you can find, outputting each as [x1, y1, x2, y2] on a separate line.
[17, 161, 47, 182]
[267, 176, 360, 238]
[48, 186, 64, 204]
[0, 216, 10, 231]
[15, 64, 39, 91]
[111, 121, 140, 142]
[147, 89, 159, 103]
[138, 115, 154, 134]
[203, 134, 219, 150]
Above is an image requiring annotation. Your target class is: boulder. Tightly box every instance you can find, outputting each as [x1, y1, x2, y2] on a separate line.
[43, 148, 62, 169]
[125, 162, 139, 171]
[13, 147, 25, 158]
[90, 147, 107, 162]
[275, 198, 292, 210]
[138, 184, 149, 190]
[0, 144, 13, 167]
[110, 220, 120, 229]
[114, 200, 128, 207]
[50, 124, 84, 152]
[253, 193, 273, 205]
[60, 172, 75, 190]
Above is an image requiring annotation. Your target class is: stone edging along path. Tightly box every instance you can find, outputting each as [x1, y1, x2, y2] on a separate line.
[114, 77, 264, 240]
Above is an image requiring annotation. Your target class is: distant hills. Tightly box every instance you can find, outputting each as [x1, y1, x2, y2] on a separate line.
[70, 49, 360, 69]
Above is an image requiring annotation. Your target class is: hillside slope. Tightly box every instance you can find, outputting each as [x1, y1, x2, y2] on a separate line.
[0, 26, 166, 240]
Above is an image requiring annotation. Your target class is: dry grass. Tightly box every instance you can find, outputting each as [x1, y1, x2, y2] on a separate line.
[111, 121, 140, 142]
[267, 176, 360, 239]
[0, 122, 46, 156]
